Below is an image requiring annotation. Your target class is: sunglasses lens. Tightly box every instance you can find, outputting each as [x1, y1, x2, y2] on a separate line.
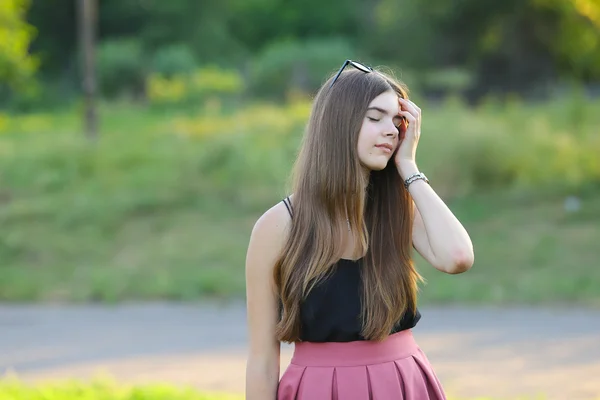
[350, 61, 372, 73]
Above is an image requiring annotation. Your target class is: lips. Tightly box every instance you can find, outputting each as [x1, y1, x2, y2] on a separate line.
[375, 143, 394, 152]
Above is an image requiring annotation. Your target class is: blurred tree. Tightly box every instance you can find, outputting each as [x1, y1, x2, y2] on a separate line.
[18, 0, 600, 101]
[26, 0, 75, 80]
[97, 0, 234, 63]
[538, 0, 600, 81]
[77, 0, 98, 140]
[372, 0, 600, 99]
[0, 0, 38, 89]
[248, 37, 360, 98]
[226, 0, 363, 51]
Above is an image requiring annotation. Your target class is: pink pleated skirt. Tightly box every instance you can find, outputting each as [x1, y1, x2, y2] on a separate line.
[277, 329, 446, 400]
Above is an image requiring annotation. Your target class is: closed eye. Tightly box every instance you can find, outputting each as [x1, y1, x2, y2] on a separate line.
[367, 117, 380, 122]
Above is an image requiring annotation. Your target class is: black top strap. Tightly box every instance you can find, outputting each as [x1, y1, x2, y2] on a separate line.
[282, 196, 293, 219]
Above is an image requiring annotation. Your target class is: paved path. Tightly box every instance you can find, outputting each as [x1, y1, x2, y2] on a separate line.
[1, 302, 599, 399]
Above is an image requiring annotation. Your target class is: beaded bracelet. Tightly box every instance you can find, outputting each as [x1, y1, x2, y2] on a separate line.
[404, 172, 429, 189]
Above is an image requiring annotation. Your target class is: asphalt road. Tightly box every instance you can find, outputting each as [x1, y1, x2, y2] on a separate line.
[1, 301, 599, 399]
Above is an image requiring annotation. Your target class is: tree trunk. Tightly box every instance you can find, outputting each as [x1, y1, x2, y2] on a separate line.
[78, 0, 98, 141]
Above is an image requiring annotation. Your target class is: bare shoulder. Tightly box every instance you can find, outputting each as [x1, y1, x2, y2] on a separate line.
[253, 199, 292, 240]
[246, 198, 293, 276]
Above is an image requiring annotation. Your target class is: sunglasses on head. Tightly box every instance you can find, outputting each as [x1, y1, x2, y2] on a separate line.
[329, 59, 373, 88]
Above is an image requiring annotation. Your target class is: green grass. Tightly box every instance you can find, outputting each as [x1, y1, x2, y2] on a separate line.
[0, 376, 242, 400]
[416, 188, 600, 306]
[0, 376, 581, 400]
[0, 95, 599, 303]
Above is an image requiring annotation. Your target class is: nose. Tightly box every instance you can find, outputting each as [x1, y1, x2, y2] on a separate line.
[383, 120, 398, 137]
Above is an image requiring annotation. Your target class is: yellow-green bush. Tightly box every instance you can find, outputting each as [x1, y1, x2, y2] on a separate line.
[0, 377, 576, 400]
[172, 99, 310, 138]
[189, 93, 600, 199]
[0, 95, 598, 302]
[426, 94, 600, 197]
[147, 66, 244, 108]
[0, 377, 242, 400]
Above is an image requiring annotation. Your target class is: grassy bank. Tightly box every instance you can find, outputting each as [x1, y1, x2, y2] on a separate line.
[0, 376, 241, 400]
[0, 95, 599, 304]
[0, 376, 580, 400]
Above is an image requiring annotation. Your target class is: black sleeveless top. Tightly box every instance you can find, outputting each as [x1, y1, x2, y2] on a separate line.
[282, 197, 421, 343]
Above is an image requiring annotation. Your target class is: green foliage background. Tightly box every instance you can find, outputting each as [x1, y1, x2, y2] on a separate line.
[2, 0, 600, 105]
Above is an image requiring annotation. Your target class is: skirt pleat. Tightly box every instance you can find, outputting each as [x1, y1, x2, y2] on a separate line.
[277, 330, 446, 400]
[367, 362, 405, 399]
[277, 364, 306, 400]
[411, 349, 446, 397]
[333, 366, 370, 399]
[297, 367, 334, 399]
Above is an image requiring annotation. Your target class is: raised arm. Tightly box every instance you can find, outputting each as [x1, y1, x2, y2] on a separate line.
[245, 203, 290, 399]
[409, 185, 474, 274]
[395, 97, 474, 275]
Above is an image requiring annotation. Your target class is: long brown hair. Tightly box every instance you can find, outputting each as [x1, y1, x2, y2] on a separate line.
[273, 67, 424, 343]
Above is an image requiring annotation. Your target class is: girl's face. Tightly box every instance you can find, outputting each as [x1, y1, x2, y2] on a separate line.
[356, 90, 403, 171]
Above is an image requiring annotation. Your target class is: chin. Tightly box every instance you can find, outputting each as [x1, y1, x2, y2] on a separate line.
[369, 164, 387, 171]
[364, 158, 389, 171]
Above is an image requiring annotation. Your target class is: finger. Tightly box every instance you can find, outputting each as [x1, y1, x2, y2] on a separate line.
[399, 98, 420, 116]
[400, 99, 422, 134]
[398, 110, 416, 124]
[400, 99, 421, 116]
[398, 104, 419, 118]
[399, 97, 420, 111]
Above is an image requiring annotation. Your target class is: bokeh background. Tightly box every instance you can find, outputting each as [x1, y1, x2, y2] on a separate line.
[1, 0, 599, 399]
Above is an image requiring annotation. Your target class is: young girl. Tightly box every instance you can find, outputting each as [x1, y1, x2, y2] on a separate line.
[245, 60, 474, 399]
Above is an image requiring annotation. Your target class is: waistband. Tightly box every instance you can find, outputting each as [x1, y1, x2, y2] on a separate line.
[291, 329, 419, 367]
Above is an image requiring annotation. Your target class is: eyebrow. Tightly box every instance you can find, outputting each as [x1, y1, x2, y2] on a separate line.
[367, 107, 399, 117]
